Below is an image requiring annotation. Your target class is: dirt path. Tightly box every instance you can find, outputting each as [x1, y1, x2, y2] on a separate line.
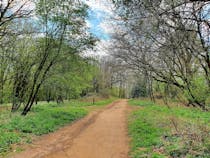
[9, 100, 130, 158]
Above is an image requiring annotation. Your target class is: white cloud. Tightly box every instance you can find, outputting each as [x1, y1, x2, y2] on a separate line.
[86, 20, 92, 28]
[84, 0, 114, 15]
[83, 0, 119, 56]
[99, 21, 114, 34]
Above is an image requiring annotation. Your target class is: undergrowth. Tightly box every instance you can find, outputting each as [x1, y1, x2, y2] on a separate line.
[128, 99, 210, 158]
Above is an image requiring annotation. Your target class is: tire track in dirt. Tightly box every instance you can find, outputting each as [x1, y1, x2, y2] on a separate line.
[9, 100, 130, 158]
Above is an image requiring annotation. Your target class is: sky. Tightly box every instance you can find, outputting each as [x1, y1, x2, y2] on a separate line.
[84, 0, 114, 56]
[84, 0, 114, 41]
[87, 9, 110, 40]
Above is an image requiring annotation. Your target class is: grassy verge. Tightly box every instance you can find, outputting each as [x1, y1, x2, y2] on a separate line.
[128, 99, 210, 158]
[68, 97, 116, 107]
[0, 98, 115, 156]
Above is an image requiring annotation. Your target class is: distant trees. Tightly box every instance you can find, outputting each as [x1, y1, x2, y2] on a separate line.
[0, 0, 33, 105]
[37, 54, 98, 103]
[111, 0, 210, 108]
[96, 56, 130, 98]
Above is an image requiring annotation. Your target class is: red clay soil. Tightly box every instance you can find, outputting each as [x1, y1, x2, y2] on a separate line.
[9, 100, 130, 158]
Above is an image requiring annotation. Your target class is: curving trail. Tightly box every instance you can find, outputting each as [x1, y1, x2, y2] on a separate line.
[9, 100, 130, 158]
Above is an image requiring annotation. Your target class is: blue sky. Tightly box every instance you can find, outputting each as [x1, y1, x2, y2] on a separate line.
[87, 9, 110, 40]
[84, 0, 113, 41]
[83, 0, 114, 56]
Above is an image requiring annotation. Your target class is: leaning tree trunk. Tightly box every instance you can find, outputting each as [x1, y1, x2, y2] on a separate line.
[21, 61, 54, 115]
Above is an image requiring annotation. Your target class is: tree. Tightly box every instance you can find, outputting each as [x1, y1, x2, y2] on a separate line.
[38, 54, 98, 102]
[110, 0, 210, 109]
[0, 0, 33, 38]
[0, 0, 33, 105]
[20, 0, 95, 115]
[0, 0, 96, 115]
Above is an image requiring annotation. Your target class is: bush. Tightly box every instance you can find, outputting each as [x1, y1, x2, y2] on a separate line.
[184, 76, 209, 106]
[205, 96, 210, 107]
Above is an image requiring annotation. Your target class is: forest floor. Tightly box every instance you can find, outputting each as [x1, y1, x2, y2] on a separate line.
[8, 100, 130, 158]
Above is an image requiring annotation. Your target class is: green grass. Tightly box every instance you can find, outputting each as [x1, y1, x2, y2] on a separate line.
[128, 99, 210, 158]
[67, 98, 116, 107]
[0, 98, 115, 155]
[0, 104, 87, 154]
[128, 99, 156, 107]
